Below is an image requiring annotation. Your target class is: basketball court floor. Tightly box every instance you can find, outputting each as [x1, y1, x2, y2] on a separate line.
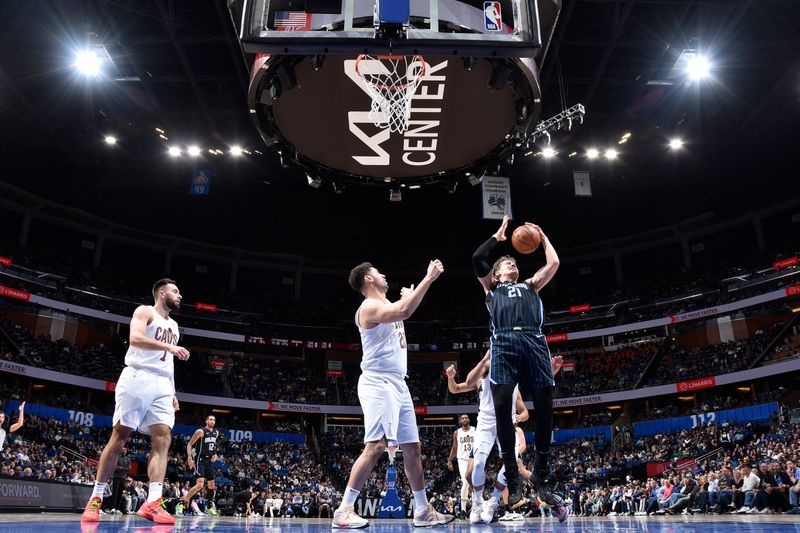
[0, 514, 798, 532]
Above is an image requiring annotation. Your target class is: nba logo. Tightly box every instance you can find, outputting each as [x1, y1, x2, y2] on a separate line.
[484, 1, 502, 32]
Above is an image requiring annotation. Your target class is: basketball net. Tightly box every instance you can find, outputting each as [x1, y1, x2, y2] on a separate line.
[355, 55, 426, 134]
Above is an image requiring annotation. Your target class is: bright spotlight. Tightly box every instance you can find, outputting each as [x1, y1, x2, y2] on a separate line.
[74, 50, 102, 76]
[669, 138, 684, 150]
[586, 148, 600, 159]
[168, 146, 181, 157]
[230, 145, 243, 157]
[542, 147, 557, 158]
[605, 149, 618, 160]
[187, 145, 201, 157]
[104, 135, 117, 145]
[687, 55, 711, 80]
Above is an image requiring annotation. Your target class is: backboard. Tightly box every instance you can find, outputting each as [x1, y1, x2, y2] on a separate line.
[228, 0, 562, 189]
[233, 0, 560, 57]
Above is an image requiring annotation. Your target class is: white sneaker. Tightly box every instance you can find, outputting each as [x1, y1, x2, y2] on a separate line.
[757, 508, 773, 514]
[608, 511, 617, 516]
[469, 501, 484, 524]
[480, 499, 499, 524]
[412, 504, 455, 527]
[745, 507, 759, 514]
[735, 507, 750, 514]
[635, 511, 647, 516]
[332, 506, 369, 529]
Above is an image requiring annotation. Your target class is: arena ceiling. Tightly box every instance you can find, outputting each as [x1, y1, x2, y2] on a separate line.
[0, 0, 798, 263]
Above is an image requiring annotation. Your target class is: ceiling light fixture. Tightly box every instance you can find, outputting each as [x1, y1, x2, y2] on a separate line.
[74, 50, 102, 76]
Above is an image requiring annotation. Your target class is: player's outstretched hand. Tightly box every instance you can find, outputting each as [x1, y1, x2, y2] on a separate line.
[172, 396, 180, 412]
[427, 259, 444, 281]
[170, 345, 190, 360]
[524, 222, 545, 242]
[400, 284, 415, 299]
[494, 215, 510, 242]
[447, 460, 454, 471]
[551, 355, 563, 376]
[445, 365, 457, 379]
[18, 401, 25, 412]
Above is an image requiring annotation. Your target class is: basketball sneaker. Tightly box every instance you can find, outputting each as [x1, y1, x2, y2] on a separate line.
[507, 477, 527, 509]
[81, 496, 102, 522]
[469, 499, 484, 524]
[332, 506, 369, 529]
[412, 504, 455, 527]
[480, 499, 499, 524]
[555, 503, 570, 522]
[136, 498, 176, 524]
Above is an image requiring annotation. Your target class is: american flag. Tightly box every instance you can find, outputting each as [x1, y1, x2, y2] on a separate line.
[274, 11, 310, 31]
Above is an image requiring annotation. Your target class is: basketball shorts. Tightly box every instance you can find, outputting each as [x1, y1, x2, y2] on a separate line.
[473, 418, 499, 457]
[358, 371, 419, 445]
[194, 457, 216, 480]
[489, 330, 555, 392]
[113, 366, 175, 435]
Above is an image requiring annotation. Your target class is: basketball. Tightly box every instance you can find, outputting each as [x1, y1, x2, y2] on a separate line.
[512, 225, 541, 254]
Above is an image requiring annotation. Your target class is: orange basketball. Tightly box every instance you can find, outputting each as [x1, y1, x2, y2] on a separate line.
[511, 225, 541, 254]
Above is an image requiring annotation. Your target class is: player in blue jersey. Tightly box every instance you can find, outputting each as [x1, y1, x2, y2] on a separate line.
[471, 215, 567, 520]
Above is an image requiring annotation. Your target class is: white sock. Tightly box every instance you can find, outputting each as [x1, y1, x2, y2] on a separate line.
[491, 487, 503, 502]
[147, 482, 163, 503]
[413, 490, 428, 512]
[340, 486, 360, 509]
[473, 488, 484, 504]
[91, 482, 107, 499]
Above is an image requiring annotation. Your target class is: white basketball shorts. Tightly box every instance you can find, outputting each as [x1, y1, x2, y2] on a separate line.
[113, 366, 175, 435]
[358, 371, 419, 445]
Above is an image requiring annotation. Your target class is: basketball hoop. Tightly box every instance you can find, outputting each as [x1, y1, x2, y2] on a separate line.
[355, 54, 426, 134]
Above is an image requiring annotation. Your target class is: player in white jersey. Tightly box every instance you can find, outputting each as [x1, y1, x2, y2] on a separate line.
[82, 278, 190, 525]
[446, 351, 562, 524]
[447, 414, 475, 517]
[0, 401, 25, 451]
[333, 260, 454, 529]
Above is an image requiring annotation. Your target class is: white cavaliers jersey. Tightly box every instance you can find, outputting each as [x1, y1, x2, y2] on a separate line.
[124, 306, 179, 378]
[476, 376, 518, 426]
[456, 427, 476, 460]
[355, 300, 407, 375]
[0, 428, 6, 450]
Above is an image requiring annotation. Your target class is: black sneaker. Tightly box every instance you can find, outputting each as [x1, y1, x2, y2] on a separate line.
[506, 478, 527, 509]
[532, 471, 567, 509]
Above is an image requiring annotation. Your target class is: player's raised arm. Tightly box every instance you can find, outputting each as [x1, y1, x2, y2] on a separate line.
[359, 260, 444, 326]
[473, 216, 508, 293]
[9, 401, 25, 433]
[524, 224, 559, 292]
[446, 351, 491, 394]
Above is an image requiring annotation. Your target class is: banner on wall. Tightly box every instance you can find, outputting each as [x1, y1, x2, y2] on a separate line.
[0, 478, 92, 510]
[481, 176, 512, 220]
[573, 171, 592, 197]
